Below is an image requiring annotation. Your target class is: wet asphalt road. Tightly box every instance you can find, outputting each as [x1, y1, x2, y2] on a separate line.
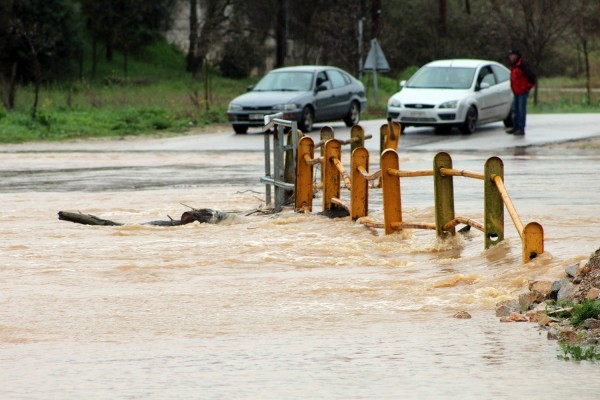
[0, 114, 599, 155]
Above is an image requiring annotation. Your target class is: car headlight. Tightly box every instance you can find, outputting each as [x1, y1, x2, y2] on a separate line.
[439, 100, 458, 109]
[228, 103, 242, 111]
[272, 103, 298, 111]
[388, 98, 402, 108]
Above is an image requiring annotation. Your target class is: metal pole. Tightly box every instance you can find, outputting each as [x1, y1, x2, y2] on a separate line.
[381, 149, 402, 235]
[264, 129, 272, 207]
[434, 152, 455, 238]
[351, 147, 369, 221]
[484, 157, 504, 249]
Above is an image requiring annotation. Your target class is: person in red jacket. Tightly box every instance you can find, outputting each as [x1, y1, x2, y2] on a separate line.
[506, 49, 536, 136]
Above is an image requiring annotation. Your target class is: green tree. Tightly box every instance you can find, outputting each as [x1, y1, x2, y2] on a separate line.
[80, 0, 177, 77]
[0, 0, 82, 112]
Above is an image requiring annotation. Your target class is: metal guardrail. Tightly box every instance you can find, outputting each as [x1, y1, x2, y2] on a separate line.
[260, 113, 299, 212]
[261, 115, 373, 212]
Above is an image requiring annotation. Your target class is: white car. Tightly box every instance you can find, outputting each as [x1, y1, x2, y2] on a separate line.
[387, 59, 513, 134]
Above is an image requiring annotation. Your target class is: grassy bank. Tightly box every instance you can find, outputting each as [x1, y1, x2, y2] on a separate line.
[1, 43, 598, 143]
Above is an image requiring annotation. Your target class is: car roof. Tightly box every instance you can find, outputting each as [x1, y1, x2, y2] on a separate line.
[423, 59, 501, 68]
[269, 65, 339, 73]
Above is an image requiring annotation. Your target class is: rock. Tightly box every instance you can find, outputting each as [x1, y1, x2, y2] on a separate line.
[536, 312, 553, 327]
[565, 263, 580, 278]
[500, 312, 528, 322]
[495, 299, 520, 317]
[558, 329, 579, 344]
[529, 280, 553, 298]
[587, 287, 600, 300]
[547, 326, 560, 340]
[583, 319, 600, 330]
[550, 278, 570, 301]
[518, 292, 533, 312]
[557, 281, 576, 301]
[585, 249, 600, 270]
[453, 311, 472, 319]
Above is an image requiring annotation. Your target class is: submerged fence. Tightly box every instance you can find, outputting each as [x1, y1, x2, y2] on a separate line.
[263, 117, 544, 264]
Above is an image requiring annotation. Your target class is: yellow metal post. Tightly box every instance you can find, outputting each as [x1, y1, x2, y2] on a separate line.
[323, 139, 342, 211]
[320, 126, 334, 152]
[320, 126, 334, 185]
[351, 147, 369, 220]
[350, 125, 365, 154]
[296, 136, 314, 212]
[484, 156, 504, 249]
[522, 222, 544, 263]
[433, 152, 455, 237]
[380, 121, 400, 153]
[381, 149, 402, 234]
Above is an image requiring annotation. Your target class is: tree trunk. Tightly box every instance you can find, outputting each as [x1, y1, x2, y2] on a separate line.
[186, 0, 199, 74]
[583, 39, 591, 105]
[92, 33, 98, 78]
[371, 0, 381, 39]
[438, 0, 447, 36]
[7, 62, 17, 110]
[275, 0, 287, 68]
[123, 47, 128, 79]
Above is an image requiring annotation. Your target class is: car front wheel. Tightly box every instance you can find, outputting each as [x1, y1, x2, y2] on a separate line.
[233, 124, 248, 134]
[460, 106, 477, 135]
[343, 101, 360, 127]
[299, 106, 314, 132]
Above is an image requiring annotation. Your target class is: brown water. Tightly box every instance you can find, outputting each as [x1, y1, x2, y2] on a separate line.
[1, 143, 599, 399]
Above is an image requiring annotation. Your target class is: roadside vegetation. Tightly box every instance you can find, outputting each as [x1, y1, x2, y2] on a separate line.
[1, 0, 599, 144]
[1, 41, 598, 144]
[544, 298, 600, 362]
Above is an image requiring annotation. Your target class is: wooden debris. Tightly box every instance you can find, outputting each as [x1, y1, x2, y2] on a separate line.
[58, 208, 230, 227]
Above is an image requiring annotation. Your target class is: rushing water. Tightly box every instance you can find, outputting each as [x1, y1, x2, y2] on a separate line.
[1, 136, 599, 399]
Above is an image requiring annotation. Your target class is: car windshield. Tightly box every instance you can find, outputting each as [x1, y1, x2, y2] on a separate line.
[406, 66, 476, 89]
[253, 71, 314, 92]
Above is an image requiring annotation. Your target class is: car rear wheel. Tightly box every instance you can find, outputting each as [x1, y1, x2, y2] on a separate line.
[299, 106, 314, 132]
[460, 106, 477, 135]
[233, 124, 248, 134]
[343, 101, 360, 127]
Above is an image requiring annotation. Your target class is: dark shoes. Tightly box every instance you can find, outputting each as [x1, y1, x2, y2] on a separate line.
[506, 128, 525, 135]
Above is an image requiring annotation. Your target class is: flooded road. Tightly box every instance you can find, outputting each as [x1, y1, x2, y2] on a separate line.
[1, 128, 600, 399]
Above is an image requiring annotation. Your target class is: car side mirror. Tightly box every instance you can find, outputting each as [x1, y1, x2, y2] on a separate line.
[317, 84, 328, 92]
[400, 80, 407, 88]
[246, 85, 254, 92]
[478, 82, 490, 91]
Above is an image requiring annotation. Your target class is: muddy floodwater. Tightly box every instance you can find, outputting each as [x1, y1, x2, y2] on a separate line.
[1, 136, 600, 399]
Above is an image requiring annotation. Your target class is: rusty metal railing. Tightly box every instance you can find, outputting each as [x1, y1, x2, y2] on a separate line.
[295, 123, 544, 264]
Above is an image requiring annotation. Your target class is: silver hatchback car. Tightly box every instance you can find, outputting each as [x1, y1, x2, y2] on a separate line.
[387, 59, 513, 134]
[227, 65, 367, 134]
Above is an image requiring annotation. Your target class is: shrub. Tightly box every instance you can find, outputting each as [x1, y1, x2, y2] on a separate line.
[571, 299, 600, 327]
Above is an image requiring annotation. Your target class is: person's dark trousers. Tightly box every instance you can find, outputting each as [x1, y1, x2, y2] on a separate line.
[511, 91, 529, 133]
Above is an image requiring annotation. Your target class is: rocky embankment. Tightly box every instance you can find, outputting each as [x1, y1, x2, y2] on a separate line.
[495, 248, 600, 346]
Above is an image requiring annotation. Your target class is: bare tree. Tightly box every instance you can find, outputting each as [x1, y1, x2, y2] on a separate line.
[186, 0, 233, 77]
[490, 0, 584, 104]
[571, 0, 600, 104]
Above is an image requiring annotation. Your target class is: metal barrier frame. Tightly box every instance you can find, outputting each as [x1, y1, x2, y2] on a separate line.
[261, 114, 298, 212]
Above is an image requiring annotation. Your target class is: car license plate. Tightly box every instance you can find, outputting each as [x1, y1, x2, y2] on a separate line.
[249, 114, 264, 120]
[409, 111, 426, 117]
